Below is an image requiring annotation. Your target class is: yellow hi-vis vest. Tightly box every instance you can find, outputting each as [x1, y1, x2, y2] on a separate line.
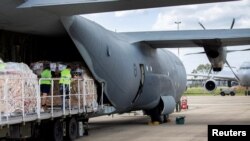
[40, 69, 52, 85]
[0, 63, 5, 71]
[59, 68, 71, 85]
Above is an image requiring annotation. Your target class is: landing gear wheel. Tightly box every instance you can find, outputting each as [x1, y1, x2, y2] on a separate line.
[150, 111, 163, 124]
[160, 114, 169, 123]
[150, 114, 161, 123]
[52, 120, 63, 141]
[66, 117, 78, 141]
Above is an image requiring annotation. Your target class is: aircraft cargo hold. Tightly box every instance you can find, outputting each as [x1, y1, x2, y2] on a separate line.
[0, 60, 98, 115]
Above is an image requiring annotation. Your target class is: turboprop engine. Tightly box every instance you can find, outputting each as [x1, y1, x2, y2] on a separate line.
[204, 79, 217, 92]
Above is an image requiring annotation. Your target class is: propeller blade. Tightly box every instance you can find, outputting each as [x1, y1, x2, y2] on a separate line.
[226, 60, 240, 81]
[198, 22, 206, 30]
[224, 66, 236, 69]
[242, 48, 250, 51]
[184, 51, 205, 55]
[207, 66, 213, 78]
[227, 48, 250, 53]
[230, 18, 235, 29]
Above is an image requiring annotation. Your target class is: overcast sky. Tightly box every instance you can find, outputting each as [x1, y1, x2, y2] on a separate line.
[82, 0, 250, 73]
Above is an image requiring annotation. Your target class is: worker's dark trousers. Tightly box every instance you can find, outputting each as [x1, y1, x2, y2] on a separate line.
[60, 84, 70, 109]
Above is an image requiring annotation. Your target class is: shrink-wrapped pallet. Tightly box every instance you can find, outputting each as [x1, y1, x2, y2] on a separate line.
[0, 62, 38, 115]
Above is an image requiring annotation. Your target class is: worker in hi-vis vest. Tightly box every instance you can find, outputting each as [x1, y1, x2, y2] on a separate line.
[0, 58, 5, 71]
[40, 64, 52, 111]
[59, 65, 72, 109]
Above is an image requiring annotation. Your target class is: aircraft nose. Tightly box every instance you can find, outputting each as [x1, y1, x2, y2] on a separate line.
[239, 71, 250, 86]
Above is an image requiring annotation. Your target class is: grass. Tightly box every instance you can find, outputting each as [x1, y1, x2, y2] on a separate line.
[184, 86, 247, 96]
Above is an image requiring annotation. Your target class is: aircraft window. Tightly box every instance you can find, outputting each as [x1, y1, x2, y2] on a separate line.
[146, 66, 148, 71]
[150, 66, 152, 72]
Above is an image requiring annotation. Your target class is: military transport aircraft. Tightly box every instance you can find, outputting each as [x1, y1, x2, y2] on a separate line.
[1, 0, 250, 123]
[189, 61, 250, 94]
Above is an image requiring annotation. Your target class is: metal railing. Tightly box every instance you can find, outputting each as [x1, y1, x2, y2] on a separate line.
[0, 77, 100, 126]
[0, 77, 38, 123]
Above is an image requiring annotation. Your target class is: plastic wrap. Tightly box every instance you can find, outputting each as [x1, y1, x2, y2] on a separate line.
[0, 62, 38, 115]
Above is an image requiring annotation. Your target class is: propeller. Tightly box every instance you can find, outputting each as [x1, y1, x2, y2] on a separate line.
[184, 21, 208, 56]
[224, 66, 236, 69]
[184, 51, 205, 55]
[227, 48, 250, 53]
[186, 18, 249, 76]
[230, 18, 235, 29]
[199, 18, 235, 30]
[225, 60, 240, 82]
[188, 18, 242, 56]
[198, 22, 206, 30]
[207, 66, 213, 78]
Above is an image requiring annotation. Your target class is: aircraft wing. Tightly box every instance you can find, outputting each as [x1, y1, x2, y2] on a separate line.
[18, 0, 237, 15]
[188, 73, 238, 81]
[122, 29, 250, 48]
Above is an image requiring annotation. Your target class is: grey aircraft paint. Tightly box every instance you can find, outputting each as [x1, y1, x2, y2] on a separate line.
[62, 16, 187, 113]
[0, 0, 235, 35]
[1, 0, 249, 122]
[205, 46, 227, 71]
[237, 62, 250, 87]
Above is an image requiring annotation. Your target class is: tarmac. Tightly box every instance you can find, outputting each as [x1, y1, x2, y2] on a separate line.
[76, 96, 250, 141]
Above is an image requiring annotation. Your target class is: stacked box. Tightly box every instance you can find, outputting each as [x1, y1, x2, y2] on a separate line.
[0, 61, 98, 115]
[30, 61, 98, 108]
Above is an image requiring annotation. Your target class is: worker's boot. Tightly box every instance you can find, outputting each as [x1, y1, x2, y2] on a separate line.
[41, 104, 47, 112]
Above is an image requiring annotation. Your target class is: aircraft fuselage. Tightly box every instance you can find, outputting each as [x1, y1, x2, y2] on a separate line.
[62, 16, 187, 113]
[238, 62, 250, 87]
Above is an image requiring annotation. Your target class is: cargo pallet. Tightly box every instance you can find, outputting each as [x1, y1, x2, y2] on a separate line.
[0, 78, 112, 141]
